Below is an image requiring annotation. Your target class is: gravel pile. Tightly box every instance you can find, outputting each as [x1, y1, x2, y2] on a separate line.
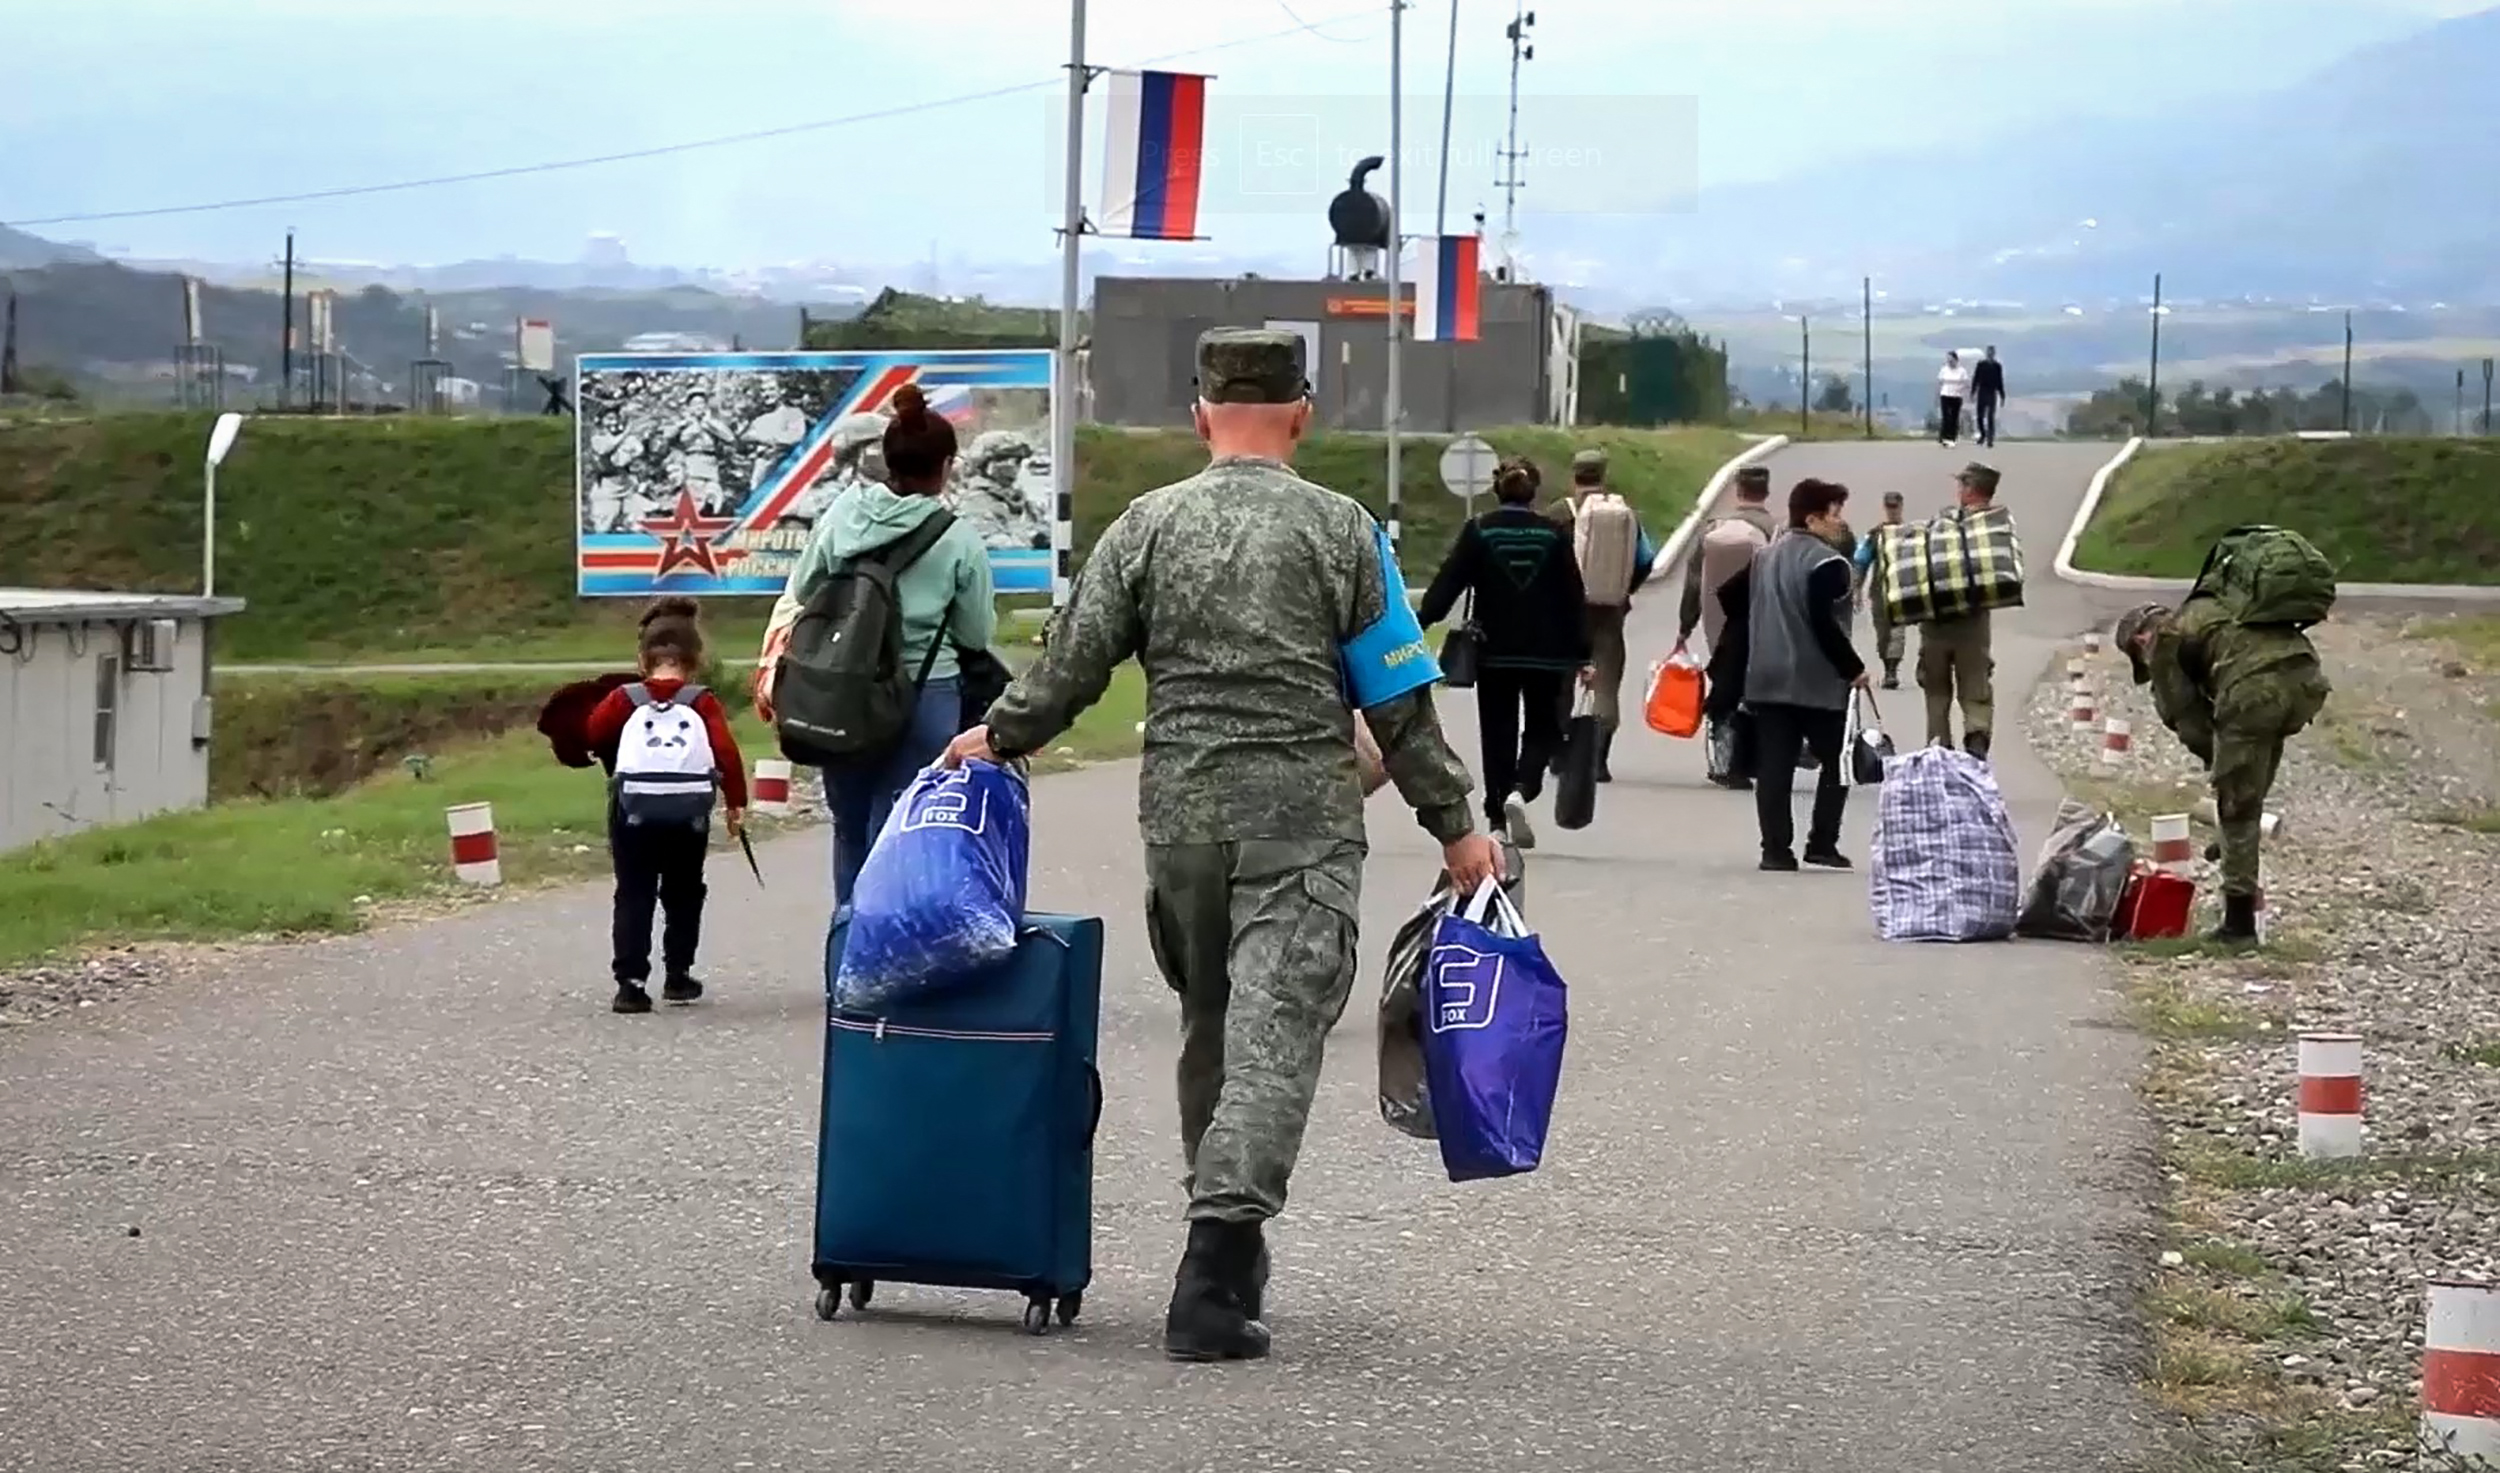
[2026, 614, 2500, 1434]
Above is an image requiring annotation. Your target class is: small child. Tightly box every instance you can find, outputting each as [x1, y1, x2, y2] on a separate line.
[585, 597, 749, 1014]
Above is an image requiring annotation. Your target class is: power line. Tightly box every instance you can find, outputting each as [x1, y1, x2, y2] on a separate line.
[3, 8, 1376, 230]
[1272, 0, 1375, 42]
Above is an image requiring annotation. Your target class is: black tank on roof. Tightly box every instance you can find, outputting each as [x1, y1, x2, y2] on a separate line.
[1328, 157, 1391, 250]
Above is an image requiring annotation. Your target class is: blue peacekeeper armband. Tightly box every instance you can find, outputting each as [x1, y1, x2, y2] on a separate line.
[1631, 524, 1658, 591]
[1341, 523, 1441, 708]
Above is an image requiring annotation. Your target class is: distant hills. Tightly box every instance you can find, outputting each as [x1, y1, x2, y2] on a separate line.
[1620, 5, 2500, 303]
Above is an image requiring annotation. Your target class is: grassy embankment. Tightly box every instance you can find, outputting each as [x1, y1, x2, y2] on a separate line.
[0, 414, 1739, 963]
[2071, 437, 2500, 584]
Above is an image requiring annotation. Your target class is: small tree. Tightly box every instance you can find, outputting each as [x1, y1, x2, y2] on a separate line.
[1814, 374, 1855, 415]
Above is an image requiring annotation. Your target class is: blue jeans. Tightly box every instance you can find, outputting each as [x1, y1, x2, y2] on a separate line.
[826, 678, 962, 907]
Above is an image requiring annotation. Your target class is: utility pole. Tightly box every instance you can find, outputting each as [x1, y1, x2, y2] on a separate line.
[2483, 357, 2493, 437]
[1051, 0, 1090, 610]
[1434, 0, 1460, 432]
[2146, 272, 2164, 438]
[1862, 276, 1875, 439]
[1385, 0, 1406, 556]
[1494, 4, 1533, 280]
[2341, 310, 2353, 433]
[0, 280, 18, 396]
[279, 230, 296, 409]
[2457, 367, 2466, 437]
[1799, 315, 1810, 438]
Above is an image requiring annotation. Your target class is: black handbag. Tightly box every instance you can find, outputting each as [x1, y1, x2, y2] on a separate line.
[1848, 691, 1895, 786]
[1439, 592, 1484, 688]
[1554, 693, 1601, 831]
[955, 643, 1013, 732]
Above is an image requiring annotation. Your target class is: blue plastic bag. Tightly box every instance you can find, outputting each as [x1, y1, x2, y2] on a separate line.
[1419, 879, 1569, 1182]
[834, 760, 1031, 1010]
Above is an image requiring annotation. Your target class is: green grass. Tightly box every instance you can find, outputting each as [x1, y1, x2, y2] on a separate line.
[2152, 1286, 2322, 1341]
[2443, 1039, 2500, 1067]
[4, 414, 1743, 663]
[2130, 977, 2284, 1040]
[2177, 1240, 2278, 1280]
[2072, 438, 2500, 584]
[0, 663, 1146, 967]
[2180, 1146, 2500, 1192]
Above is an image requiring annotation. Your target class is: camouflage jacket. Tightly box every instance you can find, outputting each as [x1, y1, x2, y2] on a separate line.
[984, 455, 1479, 846]
[2146, 597, 2329, 762]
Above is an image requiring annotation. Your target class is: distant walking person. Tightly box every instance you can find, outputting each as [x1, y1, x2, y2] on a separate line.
[1551, 447, 1653, 782]
[1971, 346, 2006, 448]
[1936, 351, 1972, 446]
[1854, 490, 1910, 688]
[1676, 465, 1778, 788]
[1421, 457, 1591, 848]
[1718, 479, 1870, 872]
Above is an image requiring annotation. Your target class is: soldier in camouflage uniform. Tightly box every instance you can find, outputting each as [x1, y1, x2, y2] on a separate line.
[943, 328, 1499, 1364]
[2115, 599, 2331, 943]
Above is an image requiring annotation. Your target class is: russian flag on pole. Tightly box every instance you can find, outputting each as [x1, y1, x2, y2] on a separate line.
[1411, 234, 1482, 342]
[1099, 70, 1208, 241]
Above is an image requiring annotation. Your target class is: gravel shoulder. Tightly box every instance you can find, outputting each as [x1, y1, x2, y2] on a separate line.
[2023, 611, 2500, 1471]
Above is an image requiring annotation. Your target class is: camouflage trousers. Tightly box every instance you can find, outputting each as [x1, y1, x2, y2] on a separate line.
[2211, 680, 2330, 899]
[1144, 837, 1365, 1224]
[1917, 614, 1995, 746]
[1869, 597, 1906, 668]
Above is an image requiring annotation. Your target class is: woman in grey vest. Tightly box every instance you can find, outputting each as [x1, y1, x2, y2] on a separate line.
[1716, 479, 1870, 871]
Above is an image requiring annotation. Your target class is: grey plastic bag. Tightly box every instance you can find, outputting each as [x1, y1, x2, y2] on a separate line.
[2015, 799, 2136, 942]
[1379, 835, 1526, 1139]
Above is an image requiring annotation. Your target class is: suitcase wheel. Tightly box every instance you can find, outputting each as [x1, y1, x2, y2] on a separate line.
[1021, 1297, 1053, 1336]
[1055, 1291, 1082, 1327]
[848, 1280, 875, 1312]
[813, 1286, 841, 1322]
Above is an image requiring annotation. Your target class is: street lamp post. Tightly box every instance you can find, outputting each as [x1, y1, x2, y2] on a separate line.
[203, 412, 245, 598]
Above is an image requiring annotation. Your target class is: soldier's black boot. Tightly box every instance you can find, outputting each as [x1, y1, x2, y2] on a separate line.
[1244, 1238, 1272, 1323]
[1595, 729, 1615, 783]
[1964, 729, 1992, 763]
[1163, 1220, 1271, 1363]
[2208, 893, 2260, 946]
[1881, 660, 1900, 690]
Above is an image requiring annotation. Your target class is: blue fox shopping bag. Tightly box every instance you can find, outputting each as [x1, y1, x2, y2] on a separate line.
[835, 759, 1031, 1010]
[1419, 879, 1569, 1182]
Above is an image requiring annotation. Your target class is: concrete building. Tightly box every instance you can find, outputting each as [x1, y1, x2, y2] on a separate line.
[0, 590, 245, 852]
[1088, 276, 1581, 432]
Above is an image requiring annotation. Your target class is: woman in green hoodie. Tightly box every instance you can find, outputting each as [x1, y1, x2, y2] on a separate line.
[761, 383, 999, 904]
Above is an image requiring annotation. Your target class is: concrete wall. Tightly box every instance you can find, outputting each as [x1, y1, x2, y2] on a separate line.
[1, 617, 214, 851]
[1090, 276, 1563, 432]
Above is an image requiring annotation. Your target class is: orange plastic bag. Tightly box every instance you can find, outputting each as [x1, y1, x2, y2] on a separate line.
[1643, 644, 1705, 738]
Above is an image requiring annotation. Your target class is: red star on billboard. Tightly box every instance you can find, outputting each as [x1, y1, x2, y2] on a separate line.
[640, 491, 741, 580]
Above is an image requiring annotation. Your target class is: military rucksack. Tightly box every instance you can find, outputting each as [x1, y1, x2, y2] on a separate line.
[772, 510, 957, 765]
[2189, 524, 2338, 629]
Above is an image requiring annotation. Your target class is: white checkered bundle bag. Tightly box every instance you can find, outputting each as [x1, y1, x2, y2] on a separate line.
[1869, 745, 2020, 943]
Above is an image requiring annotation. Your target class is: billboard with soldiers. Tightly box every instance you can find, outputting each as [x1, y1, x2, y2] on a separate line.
[574, 348, 1056, 596]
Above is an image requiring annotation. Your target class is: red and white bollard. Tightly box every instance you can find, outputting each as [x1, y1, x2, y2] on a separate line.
[2424, 1279, 2500, 1466]
[2100, 717, 2133, 766]
[2420, 1270, 2500, 1460]
[2150, 814, 2193, 872]
[2068, 686, 2099, 735]
[2066, 656, 2089, 686]
[446, 803, 501, 887]
[752, 759, 794, 817]
[2295, 1030, 2363, 1159]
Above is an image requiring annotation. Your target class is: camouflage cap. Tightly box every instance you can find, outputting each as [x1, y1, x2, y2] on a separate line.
[2113, 602, 2170, 683]
[1571, 448, 1608, 472]
[1958, 461, 2002, 493]
[1194, 327, 1310, 405]
[1881, 489, 1905, 506]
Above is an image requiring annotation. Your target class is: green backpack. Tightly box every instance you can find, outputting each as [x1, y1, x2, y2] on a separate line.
[2189, 524, 2338, 629]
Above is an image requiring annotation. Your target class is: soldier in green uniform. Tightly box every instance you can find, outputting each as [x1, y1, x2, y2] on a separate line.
[942, 328, 1500, 1364]
[1917, 463, 2006, 760]
[2115, 599, 2331, 942]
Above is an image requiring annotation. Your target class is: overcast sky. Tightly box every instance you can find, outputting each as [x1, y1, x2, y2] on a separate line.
[1, 0, 2490, 269]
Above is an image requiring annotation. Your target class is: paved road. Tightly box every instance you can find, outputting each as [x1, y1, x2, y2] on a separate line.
[0, 442, 2159, 1472]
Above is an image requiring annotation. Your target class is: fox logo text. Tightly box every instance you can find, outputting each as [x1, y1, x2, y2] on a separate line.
[1425, 945, 1504, 1033]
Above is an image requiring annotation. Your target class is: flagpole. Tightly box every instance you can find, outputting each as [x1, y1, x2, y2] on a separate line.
[1434, 0, 1460, 433]
[1052, 0, 1089, 610]
[1384, 0, 1406, 557]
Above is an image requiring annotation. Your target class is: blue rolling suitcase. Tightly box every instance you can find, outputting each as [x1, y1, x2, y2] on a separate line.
[811, 912, 1104, 1335]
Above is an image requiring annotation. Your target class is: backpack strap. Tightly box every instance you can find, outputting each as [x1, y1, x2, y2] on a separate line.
[869, 509, 959, 574]
[624, 683, 653, 707]
[672, 684, 707, 706]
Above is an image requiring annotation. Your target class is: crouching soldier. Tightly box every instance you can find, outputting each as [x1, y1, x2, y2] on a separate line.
[2114, 568, 2332, 942]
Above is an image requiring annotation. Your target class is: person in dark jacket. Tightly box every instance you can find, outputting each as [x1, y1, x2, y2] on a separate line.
[1420, 457, 1591, 848]
[1715, 479, 1870, 872]
[1971, 347, 2007, 449]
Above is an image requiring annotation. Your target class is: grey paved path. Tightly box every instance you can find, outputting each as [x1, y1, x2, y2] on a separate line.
[0, 442, 2158, 1472]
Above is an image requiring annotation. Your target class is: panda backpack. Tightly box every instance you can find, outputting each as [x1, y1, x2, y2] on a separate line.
[612, 683, 720, 829]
